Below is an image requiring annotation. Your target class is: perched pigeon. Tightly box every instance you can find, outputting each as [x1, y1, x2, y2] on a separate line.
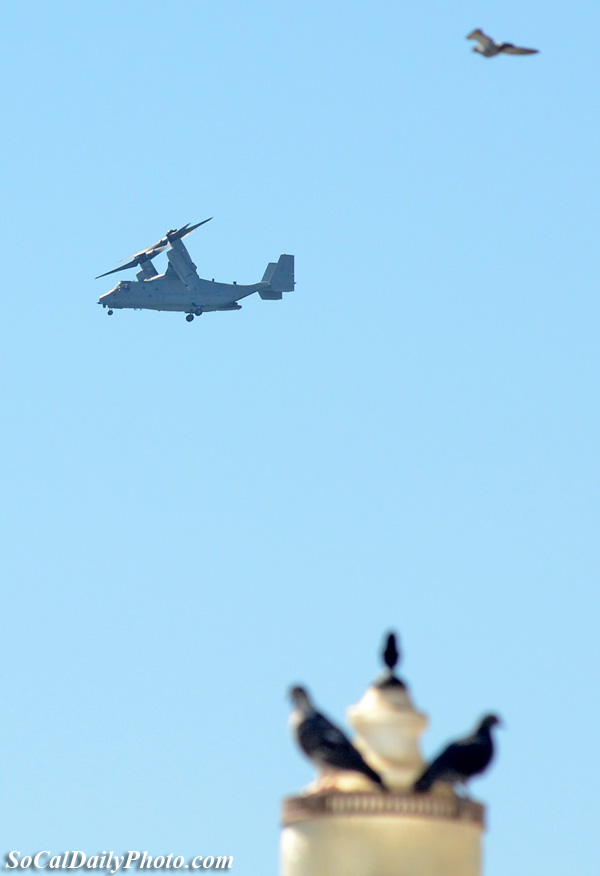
[467, 29, 539, 57]
[289, 686, 387, 790]
[383, 632, 400, 672]
[376, 631, 407, 690]
[414, 714, 501, 793]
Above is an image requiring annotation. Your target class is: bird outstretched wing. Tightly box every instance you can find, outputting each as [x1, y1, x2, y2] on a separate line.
[500, 43, 539, 55]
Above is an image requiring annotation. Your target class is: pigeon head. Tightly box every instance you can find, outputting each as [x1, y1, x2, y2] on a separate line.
[479, 714, 502, 731]
[289, 685, 314, 713]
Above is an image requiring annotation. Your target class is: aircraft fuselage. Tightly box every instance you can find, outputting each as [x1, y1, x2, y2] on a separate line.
[99, 272, 270, 314]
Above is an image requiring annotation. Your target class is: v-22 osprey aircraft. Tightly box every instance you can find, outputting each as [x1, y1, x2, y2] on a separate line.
[97, 218, 295, 321]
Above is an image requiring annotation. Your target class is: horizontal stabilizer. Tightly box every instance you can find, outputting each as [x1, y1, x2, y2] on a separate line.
[259, 288, 283, 300]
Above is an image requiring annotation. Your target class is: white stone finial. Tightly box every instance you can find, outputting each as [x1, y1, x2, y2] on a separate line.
[347, 681, 428, 791]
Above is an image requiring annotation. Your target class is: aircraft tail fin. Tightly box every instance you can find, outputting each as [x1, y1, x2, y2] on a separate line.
[259, 254, 294, 300]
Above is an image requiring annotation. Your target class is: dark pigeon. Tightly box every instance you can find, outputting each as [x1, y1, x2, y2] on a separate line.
[289, 686, 387, 791]
[414, 714, 501, 793]
[383, 632, 400, 672]
[467, 29, 538, 57]
[376, 631, 407, 690]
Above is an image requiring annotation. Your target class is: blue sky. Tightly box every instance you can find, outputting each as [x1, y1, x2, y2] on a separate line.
[1, 2, 598, 874]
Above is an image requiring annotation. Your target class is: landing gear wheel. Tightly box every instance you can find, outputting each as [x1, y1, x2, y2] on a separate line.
[107, 309, 113, 316]
[186, 313, 194, 322]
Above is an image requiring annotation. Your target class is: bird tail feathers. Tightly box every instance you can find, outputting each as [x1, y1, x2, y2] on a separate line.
[366, 765, 388, 791]
[413, 769, 435, 793]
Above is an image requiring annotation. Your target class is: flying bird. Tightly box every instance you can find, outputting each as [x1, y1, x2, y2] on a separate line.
[289, 686, 387, 790]
[414, 714, 501, 793]
[467, 29, 539, 57]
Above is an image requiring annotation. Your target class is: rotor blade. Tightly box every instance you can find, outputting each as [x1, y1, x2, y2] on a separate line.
[96, 218, 212, 279]
[181, 216, 212, 237]
[177, 217, 213, 239]
[143, 242, 170, 258]
[130, 239, 169, 260]
[123, 218, 212, 260]
[95, 257, 141, 279]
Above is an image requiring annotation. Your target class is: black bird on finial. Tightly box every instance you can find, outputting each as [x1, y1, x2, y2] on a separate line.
[413, 714, 502, 793]
[289, 686, 387, 790]
[376, 631, 406, 689]
[384, 632, 400, 671]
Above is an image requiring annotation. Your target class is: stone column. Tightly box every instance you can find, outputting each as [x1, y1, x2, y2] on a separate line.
[280, 650, 485, 876]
